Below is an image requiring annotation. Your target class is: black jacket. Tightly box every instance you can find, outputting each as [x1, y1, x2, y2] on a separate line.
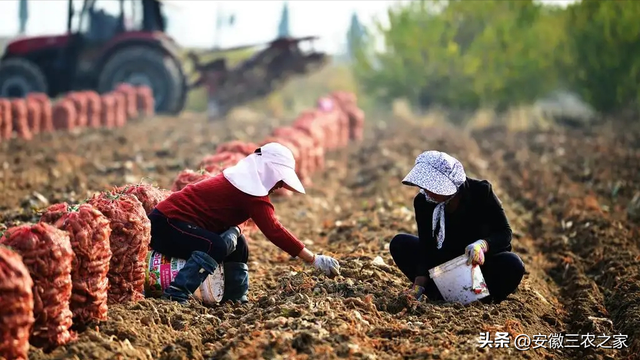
[414, 178, 512, 277]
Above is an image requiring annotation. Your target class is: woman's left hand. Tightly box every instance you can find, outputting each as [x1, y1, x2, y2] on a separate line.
[314, 254, 341, 278]
[406, 284, 425, 301]
[465, 240, 489, 265]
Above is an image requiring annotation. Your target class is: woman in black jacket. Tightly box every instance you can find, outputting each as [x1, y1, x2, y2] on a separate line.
[390, 150, 525, 303]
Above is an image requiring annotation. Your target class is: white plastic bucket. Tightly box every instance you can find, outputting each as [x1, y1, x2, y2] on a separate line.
[428, 254, 490, 304]
[143, 250, 225, 305]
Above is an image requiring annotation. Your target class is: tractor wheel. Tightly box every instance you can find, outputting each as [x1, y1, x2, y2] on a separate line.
[98, 47, 185, 115]
[0, 58, 48, 98]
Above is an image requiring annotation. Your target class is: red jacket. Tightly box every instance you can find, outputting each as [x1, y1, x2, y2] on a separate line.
[156, 174, 305, 257]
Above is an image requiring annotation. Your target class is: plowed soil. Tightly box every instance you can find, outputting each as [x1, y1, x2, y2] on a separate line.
[0, 110, 638, 360]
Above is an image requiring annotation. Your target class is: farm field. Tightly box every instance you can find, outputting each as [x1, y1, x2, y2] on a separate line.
[0, 109, 639, 360]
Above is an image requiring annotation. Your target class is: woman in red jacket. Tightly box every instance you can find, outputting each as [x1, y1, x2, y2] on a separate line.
[149, 142, 340, 304]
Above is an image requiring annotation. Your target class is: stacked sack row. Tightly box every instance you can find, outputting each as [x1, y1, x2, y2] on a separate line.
[0, 91, 364, 359]
[173, 91, 365, 192]
[0, 84, 155, 141]
[171, 91, 365, 236]
[0, 183, 169, 357]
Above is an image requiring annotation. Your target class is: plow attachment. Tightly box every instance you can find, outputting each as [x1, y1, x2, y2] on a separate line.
[187, 36, 329, 118]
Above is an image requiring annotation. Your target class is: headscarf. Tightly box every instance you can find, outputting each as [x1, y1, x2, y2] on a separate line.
[401, 151, 467, 249]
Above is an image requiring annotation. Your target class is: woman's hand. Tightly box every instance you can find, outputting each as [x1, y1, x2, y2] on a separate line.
[406, 284, 425, 300]
[313, 255, 341, 277]
[406, 276, 428, 300]
[465, 240, 489, 265]
[298, 248, 340, 278]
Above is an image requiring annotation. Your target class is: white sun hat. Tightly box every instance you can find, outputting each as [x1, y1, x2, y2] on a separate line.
[223, 142, 306, 197]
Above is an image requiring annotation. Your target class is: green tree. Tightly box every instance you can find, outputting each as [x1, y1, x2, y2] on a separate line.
[346, 12, 365, 61]
[351, 0, 563, 110]
[563, 0, 640, 113]
[18, 0, 28, 35]
[352, 0, 640, 115]
[455, 0, 563, 109]
[352, 1, 463, 107]
[278, 2, 291, 38]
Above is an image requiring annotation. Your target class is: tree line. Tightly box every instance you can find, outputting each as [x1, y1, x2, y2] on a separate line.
[348, 0, 640, 114]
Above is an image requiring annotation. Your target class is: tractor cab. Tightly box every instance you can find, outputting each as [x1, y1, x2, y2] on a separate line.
[80, 0, 167, 39]
[0, 0, 188, 114]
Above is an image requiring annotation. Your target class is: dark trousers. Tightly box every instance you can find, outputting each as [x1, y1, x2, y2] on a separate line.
[148, 209, 248, 264]
[390, 234, 525, 303]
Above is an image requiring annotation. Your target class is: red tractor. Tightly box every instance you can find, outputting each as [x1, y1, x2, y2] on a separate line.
[0, 0, 188, 114]
[0, 0, 328, 117]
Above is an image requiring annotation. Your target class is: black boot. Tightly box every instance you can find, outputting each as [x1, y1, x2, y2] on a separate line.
[220, 262, 249, 304]
[163, 251, 218, 304]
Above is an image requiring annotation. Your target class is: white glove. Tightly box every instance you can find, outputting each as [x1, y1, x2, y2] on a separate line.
[313, 254, 341, 277]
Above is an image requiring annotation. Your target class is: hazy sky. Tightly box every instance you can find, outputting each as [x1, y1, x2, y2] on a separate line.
[0, 0, 577, 53]
[0, 0, 400, 53]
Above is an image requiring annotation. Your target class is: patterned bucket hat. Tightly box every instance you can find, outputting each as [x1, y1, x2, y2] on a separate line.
[402, 150, 467, 196]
